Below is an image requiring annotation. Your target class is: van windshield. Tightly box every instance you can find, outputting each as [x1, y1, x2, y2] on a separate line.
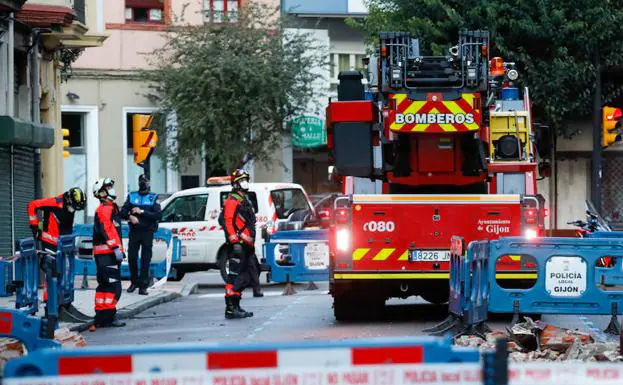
[271, 189, 310, 219]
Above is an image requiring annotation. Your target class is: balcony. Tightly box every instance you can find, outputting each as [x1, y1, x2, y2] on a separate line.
[0, 0, 26, 12]
[71, 0, 85, 24]
[282, 0, 368, 17]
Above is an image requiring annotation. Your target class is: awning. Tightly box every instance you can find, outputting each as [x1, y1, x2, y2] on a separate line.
[0, 115, 54, 148]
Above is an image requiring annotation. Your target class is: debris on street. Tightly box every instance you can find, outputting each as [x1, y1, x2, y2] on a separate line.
[454, 317, 623, 362]
[0, 329, 86, 374]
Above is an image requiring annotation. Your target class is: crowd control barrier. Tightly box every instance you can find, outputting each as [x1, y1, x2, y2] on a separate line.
[5, 336, 623, 385]
[425, 236, 492, 338]
[0, 237, 61, 352]
[12, 238, 40, 312]
[72, 224, 181, 285]
[429, 236, 623, 337]
[263, 229, 329, 293]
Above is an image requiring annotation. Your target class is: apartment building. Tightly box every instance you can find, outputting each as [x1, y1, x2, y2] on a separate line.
[282, 0, 368, 194]
[61, 0, 282, 224]
[0, 0, 105, 255]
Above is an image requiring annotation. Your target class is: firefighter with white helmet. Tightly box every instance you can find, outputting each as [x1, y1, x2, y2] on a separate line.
[91, 178, 126, 328]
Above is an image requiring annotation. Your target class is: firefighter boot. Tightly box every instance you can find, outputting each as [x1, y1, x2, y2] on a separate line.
[225, 296, 247, 319]
[233, 296, 253, 318]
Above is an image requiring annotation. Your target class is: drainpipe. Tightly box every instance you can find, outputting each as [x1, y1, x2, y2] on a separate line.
[31, 31, 42, 199]
[8, 13, 14, 254]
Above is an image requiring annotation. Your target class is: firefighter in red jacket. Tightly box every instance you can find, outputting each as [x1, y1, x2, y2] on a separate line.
[222, 169, 256, 319]
[92, 178, 126, 328]
[27, 187, 87, 251]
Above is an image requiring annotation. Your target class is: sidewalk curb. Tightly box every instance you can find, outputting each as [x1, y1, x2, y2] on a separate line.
[181, 282, 200, 296]
[68, 290, 181, 333]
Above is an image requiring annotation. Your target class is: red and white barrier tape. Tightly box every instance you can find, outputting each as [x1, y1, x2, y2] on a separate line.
[5, 362, 623, 385]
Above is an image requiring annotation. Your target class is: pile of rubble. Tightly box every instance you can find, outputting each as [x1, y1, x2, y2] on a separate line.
[454, 317, 623, 362]
[0, 328, 86, 374]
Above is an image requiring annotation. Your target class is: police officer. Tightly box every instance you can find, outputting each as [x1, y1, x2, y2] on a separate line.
[222, 169, 256, 319]
[27, 187, 87, 252]
[92, 178, 126, 328]
[120, 174, 162, 295]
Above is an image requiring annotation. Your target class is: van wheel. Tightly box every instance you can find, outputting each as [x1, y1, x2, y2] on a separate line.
[167, 268, 186, 282]
[218, 247, 230, 283]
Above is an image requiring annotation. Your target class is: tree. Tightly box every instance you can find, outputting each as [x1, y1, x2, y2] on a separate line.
[348, 0, 623, 137]
[142, 3, 329, 173]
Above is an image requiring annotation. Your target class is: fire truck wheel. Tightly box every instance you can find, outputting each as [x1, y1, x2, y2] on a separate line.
[420, 289, 450, 305]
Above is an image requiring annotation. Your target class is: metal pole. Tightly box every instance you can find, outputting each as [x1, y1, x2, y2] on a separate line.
[592, 49, 603, 213]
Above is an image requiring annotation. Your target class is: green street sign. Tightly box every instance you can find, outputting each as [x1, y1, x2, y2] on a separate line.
[291, 116, 326, 148]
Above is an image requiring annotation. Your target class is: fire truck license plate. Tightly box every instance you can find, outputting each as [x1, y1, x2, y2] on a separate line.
[410, 250, 451, 262]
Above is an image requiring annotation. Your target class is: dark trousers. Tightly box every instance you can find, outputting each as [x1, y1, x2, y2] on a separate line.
[225, 244, 253, 297]
[128, 231, 153, 289]
[248, 254, 261, 292]
[94, 253, 122, 326]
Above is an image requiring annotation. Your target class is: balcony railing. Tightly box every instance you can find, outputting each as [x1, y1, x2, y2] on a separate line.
[71, 0, 85, 24]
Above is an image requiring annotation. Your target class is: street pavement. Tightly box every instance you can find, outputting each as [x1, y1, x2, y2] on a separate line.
[84, 271, 617, 346]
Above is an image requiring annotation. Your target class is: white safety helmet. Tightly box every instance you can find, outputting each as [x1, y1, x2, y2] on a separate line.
[92, 178, 116, 200]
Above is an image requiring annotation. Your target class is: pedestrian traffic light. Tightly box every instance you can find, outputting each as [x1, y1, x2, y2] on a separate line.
[62, 128, 70, 158]
[602, 106, 623, 148]
[132, 114, 158, 166]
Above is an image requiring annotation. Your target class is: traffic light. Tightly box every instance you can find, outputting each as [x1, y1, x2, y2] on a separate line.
[602, 106, 623, 148]
[132, 114, 158, 166]
[62, 128, 70, 158]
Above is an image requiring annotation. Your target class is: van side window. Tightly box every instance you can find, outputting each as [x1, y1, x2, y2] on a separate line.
[161, 194, 209, 222]
[220, 191, 259, 212]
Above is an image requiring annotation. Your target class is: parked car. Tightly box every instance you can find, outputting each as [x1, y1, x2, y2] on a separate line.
[152, 178, 315, 282]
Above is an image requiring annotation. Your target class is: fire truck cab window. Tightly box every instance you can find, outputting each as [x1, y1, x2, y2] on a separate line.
[162, 194, 209, 222]
[271, 189, 310, 219]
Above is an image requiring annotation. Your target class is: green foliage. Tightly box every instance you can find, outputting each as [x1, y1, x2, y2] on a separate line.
[141, 3, 329, 172]
[347, 0, 623, 136]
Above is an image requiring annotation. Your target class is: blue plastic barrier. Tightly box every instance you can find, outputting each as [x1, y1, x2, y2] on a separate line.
[72, 224, 181, 282]
[0, 237, 60, 351]
[3, 336, 481, 378]
[264, 229, 329, 285]
[0, 260, 13, 297]
[57, 235, 76, 306]
[425, 237, 492, 338]
[13, 238, 39, 313]
[431, 236, 623, 337]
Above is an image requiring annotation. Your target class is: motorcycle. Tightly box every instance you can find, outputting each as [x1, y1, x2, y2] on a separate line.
[567, 202, 615, 268]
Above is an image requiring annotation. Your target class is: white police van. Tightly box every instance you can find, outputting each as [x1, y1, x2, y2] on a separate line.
[153, 177, 315, 281]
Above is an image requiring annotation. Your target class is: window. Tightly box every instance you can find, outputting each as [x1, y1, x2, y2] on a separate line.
[204, 0, 240, 23]
[220, 191, 258, 213]
[61, 113, 85, 148]
[270, 189, 311, 220]
[125, 0, 164, 23]
[161, 194, 209, 222]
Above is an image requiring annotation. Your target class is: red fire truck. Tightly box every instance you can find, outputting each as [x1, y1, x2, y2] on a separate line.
[325, 31, 549, 320]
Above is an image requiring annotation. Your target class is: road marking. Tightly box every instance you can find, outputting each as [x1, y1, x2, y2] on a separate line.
[198, 291, 283, 299]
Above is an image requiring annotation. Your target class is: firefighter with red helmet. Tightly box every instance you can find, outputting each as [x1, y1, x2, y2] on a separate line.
[92, 178, 126, 328]
[222, 169, 256, 319]
[28, 187, 87, 252]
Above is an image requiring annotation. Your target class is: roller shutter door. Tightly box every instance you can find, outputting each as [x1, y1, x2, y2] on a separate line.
[0, 146, 10, 257]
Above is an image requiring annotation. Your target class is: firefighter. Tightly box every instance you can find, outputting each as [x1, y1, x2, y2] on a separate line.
[222, 169, 256, 319]
[27, 187, 87, 252]
[120, 174, 162, 295]
[27, 187, 86, 310]
[92, 178, 126, 328]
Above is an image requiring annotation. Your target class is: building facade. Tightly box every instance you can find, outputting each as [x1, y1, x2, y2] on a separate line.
[282, 0, 368, 194]
[61, 0, 282, 224]
[0, 0, 105, 257]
